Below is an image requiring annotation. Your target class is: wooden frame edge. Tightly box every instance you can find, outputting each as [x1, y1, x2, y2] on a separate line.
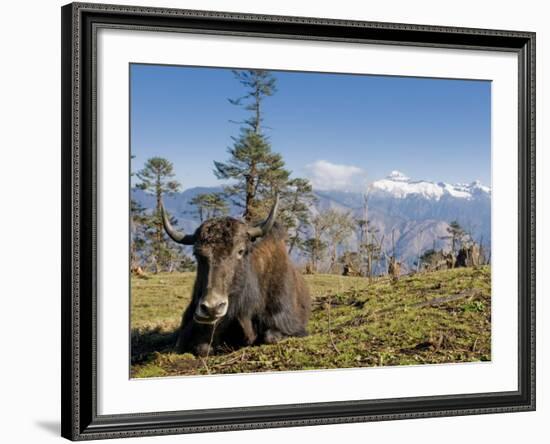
[61, 2, 536, 440]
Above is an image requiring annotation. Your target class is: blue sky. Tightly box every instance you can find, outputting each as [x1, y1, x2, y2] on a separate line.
[130, 64, 491, 191]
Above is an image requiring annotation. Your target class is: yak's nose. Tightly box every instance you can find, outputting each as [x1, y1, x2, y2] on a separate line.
[198, 300, 227, 318]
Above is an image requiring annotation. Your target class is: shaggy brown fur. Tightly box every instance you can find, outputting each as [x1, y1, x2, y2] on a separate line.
[174, 219, 311, 356]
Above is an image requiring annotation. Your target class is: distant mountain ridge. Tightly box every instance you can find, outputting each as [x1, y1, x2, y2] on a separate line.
[370, 170, 491, 201]
[132, 171, 491, 269]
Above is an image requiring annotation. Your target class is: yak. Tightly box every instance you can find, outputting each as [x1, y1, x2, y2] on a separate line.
[161, 195, 311, 357]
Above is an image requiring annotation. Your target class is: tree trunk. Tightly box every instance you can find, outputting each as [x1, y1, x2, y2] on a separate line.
[330, 243, 337, 273]
[155, 175, 162, 273]
[130, 215, 137, 271]
[288, 227, 301, 255]
[243, 163, 256, 221]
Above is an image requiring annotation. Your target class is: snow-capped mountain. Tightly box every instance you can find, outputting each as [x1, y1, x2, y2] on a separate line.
[132, 171, 491, 270]
[358, 171, 491, 267]
[370, 170, 491, 201]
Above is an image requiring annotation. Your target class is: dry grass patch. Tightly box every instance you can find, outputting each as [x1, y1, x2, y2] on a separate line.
[131, 266, 491, 377]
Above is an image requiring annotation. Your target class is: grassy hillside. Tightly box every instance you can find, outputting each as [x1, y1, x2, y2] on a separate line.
[131, 266, 491, 378]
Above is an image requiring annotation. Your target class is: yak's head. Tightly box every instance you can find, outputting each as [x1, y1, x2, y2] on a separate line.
[161, 196, 279, 325]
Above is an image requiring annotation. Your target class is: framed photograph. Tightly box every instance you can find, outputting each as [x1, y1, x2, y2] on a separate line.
[61, 2, 536, 440]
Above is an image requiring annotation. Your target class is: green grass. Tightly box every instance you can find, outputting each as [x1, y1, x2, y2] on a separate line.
[131, 266, 491, 378]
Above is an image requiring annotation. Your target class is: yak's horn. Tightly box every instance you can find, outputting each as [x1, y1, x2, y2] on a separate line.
[247, 194, 279, 239]
[161, 202, 196, 245]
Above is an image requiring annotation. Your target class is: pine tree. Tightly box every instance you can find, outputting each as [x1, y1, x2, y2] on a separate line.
[360, 221, 383, 279]
[281, 178, 316, 254]
[354, 218, 367, 276]
[301, 210, 354, 273]
[214, 69, 315, 241]
[441, 220, 467, 257]
[136, 157, 181, 273]
[130, 154, 147, 273]
[130, 198, 151, 273]
[301, 238, 327, 273]
[322, 210, 356, 272]
[213, 70, 289, 222]
[300, 212, 332, 273]
[189, 192, 229, 222]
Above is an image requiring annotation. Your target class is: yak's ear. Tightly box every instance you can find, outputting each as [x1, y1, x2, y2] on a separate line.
[246, 194, 279, 240]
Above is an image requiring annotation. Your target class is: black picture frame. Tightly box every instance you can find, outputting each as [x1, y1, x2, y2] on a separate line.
[61, 2, 536, 440]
